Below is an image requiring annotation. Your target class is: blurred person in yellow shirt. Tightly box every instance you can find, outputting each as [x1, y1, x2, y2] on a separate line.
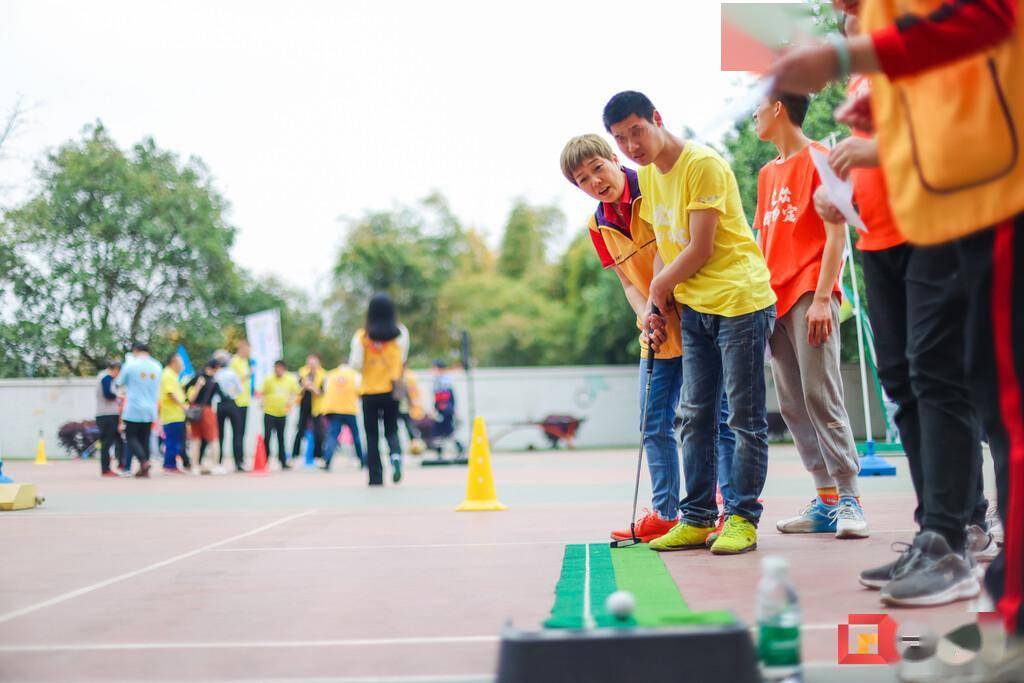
[261, 360, 300, 469]
[321, 360, 364, 471]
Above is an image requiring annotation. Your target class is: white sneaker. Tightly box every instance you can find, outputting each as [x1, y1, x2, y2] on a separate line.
[212, 464, 227, 475]
[986, 506, 1004, 546]
[968, 524, 1000, 562]
[833, 496, 870, 539]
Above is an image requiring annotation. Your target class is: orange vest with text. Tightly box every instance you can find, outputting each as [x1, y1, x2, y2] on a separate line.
[356, 329, 404, 396]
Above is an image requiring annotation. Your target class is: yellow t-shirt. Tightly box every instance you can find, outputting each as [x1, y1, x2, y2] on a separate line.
[261, 373, 300, 418]
[639, 141, 776, 317]
[159, 368, 186, 424]
[231, 355, 252, 408]
[321, 366, 361, 416]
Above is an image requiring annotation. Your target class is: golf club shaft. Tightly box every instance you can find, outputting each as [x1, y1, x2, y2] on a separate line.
[628, 304, 661, 540]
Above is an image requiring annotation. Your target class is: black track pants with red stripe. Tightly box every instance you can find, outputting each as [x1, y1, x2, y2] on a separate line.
[956, 212, 1024, 634]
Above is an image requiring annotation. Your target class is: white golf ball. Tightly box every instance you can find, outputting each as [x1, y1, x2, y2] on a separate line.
[605, 590, 636, 620]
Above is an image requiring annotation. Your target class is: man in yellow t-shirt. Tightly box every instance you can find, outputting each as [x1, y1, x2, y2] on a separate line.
[320, 361, 364, 470]
[604, 90, 777, 556]
[261, 360, 300, 468]
[230, 340, 253, 446]
[292, 354, 327, 464]
[159, 352, 189, 474]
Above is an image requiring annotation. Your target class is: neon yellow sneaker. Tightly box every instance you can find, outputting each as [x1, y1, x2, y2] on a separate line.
[648, 521, 715, 552]
[709, 515, 758, 555]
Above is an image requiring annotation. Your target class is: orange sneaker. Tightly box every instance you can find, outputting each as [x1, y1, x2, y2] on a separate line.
[610, 509, 677, 543]
[705, 514, 727, 548]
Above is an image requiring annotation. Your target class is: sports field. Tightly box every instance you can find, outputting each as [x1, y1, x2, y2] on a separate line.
[0, 445, 990, 682]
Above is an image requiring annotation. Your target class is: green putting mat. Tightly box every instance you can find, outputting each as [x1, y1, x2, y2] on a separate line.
[544, 543, 735, 630]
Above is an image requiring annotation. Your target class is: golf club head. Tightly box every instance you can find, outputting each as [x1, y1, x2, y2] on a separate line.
[609, 537, 641, 549]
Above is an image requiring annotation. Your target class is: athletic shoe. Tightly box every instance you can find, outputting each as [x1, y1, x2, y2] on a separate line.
[648, 521, 715, 552]
[163, 467, 186, 475]
[101, 471, 119, 478]
[880, 531, 981, 607]
[117, 469, 133, 478]
[134, 461, 151, 478]
[775, 497, 837, 534]
[610, 509, 677, 544]
[968, 524, 1000, 563]
[280, 462, 291, 471]
[710, 515, 758, 555]
[833, 496, 870, 539]
[859, 541, 920, 589]
[212, 465, 227, 475]
[392, 456, 402, 484]
[705, 514, 727, 548]
[987, 506, 1004, 546]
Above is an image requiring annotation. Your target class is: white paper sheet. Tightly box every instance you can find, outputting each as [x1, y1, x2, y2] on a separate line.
[809, 146, 869, 233]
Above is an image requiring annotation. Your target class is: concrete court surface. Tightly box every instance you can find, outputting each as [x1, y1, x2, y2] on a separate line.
[0, 445, 996, 683]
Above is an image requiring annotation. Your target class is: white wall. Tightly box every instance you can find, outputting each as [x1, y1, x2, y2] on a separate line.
[0, 364, 887, 458]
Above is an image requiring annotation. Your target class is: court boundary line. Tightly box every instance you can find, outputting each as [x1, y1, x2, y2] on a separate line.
[0, 509, 316, 625]
[210, 529, 920, 553]
[0, 635, 500, 652]
[0, 624, 847, 653]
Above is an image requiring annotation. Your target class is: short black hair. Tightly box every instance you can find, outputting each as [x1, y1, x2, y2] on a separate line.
[274, 359, 286, 367]
[776, 93, 811, 127]
[107, 359, 122, 370]
[164, 352, 180, 366]
[131, 341, 149, 353]
[603, 91, 656, 132]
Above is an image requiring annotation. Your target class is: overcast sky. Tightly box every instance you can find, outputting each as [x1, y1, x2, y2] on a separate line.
[1, 1, 765, 293]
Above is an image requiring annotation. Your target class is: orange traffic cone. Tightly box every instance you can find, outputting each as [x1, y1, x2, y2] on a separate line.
[251, 435, 268, 476]
[456, 417, 506, 512]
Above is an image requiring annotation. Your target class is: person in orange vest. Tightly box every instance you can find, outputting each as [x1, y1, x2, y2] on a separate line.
[772, 0, 1024, 642]
[321, 359, 364, 470]
[807, 6, 993, 607]
[350, 293, 409, 486]
[559, 134, 736, 545]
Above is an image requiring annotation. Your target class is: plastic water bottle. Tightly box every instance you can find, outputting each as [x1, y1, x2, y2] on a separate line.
[757, 556, 802, 682]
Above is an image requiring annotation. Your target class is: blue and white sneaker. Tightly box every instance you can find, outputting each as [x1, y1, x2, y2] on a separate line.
[776, 497, 837, 534]
[832, 496, 870, 539]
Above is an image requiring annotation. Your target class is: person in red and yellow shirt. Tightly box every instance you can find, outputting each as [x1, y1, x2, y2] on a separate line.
[753, 92, 868, 539]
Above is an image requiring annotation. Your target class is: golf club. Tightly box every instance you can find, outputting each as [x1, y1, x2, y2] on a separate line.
[610, 304, 660, 549]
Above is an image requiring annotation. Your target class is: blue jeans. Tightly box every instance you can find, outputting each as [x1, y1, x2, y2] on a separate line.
[679, 304, 775, 526]
[324, 413, 365, 466]
[162, 421, 185, 469]
[641, 357, 684, 520]
[642, 358, 737, 520]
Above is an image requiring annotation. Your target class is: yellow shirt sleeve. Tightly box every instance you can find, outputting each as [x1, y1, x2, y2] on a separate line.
[685, 157, 730, 214]
[638, 169, 653, 223]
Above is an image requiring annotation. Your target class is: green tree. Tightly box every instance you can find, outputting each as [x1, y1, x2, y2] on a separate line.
[329, 192, 467, 364]
[0, 123, 240, 376]
[496, 200, 563, 278]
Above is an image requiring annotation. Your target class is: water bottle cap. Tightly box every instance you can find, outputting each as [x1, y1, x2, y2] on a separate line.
[762, 556, 788, 574]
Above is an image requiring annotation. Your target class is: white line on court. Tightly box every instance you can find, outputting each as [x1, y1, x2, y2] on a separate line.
[210, 540, 572, 552]
[582, 543, 596, 629]
[0, 635, 500, 653]
[0, 509, 316, 625]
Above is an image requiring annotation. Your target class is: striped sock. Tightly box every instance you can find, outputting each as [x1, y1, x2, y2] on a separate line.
[817, 487, 839, 506]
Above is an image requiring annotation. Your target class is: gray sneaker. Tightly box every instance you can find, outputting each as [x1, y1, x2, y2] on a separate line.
[859, 540, 920, 589]
[880, 531, 980, 607]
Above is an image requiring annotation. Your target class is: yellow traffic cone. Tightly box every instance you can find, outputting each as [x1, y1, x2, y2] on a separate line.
[34, 435, 47, 466]
[455, 417, 506, 512]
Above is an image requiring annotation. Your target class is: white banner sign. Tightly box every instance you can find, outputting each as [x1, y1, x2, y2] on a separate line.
[244, 309, 283, 390]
